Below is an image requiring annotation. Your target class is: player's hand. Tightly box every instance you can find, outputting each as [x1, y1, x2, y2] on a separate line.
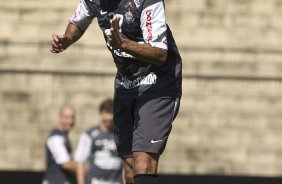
[108, 16, 124, 49]
[50, 34, 71, 54]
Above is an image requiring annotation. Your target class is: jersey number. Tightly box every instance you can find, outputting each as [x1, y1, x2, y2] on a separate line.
[104, 14, 124, 37]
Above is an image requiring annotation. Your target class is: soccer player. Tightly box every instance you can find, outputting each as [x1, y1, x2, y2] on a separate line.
[50, 0, 182, 183]
[42, 106, 77, 184]
[75, 99, 123, 184]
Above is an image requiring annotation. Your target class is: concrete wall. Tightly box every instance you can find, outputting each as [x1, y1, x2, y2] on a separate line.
[1, 0, 282, 176]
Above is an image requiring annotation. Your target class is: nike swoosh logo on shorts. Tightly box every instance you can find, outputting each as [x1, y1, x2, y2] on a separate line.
[151, 139, 163, 144]
[100, 10, 108, 15]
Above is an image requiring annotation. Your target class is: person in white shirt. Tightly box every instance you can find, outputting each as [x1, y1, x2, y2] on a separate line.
[42, 106, 77, 184]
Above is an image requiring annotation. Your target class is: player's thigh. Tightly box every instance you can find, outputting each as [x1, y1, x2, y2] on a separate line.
[132, 96, 181, 154]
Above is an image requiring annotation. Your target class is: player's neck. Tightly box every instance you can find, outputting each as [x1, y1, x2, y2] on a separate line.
[99, 123, 111, 133]
[57, 125, 69, 134]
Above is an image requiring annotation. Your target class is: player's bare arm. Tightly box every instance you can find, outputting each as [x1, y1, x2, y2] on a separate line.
[76, 162, 86, 184]
[60, 161, 77, 172]
[50, 23, 84, 54]
[108, 17, 168, 66]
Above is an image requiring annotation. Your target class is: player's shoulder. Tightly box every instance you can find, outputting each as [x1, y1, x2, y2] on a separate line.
[46, 129, 67, 145]
[83, 0, 100, 7]
[85, 126, 101, 139]
[139, 0, 164, 9]
[48, 128, 64, 138]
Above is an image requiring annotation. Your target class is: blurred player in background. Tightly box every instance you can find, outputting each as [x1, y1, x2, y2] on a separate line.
[75, 99, 123, 184]
[42, 106, 77, 184]
[51, 0, 182, 183]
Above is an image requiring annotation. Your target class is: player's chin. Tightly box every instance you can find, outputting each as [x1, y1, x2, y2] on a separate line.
[66, 125, 74, 131]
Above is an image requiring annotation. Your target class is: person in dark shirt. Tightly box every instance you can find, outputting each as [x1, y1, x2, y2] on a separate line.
[75, 99, 123, 184]
[42, 106, 77, 184]
[50, 0, 182, 183]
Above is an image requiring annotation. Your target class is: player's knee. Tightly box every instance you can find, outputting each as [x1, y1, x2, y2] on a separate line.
[133, 153, 158, 174]
[134, 159, 150, 174]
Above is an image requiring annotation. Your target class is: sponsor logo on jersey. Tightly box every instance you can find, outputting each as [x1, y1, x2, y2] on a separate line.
[146, 9, 153, 42]
[121, 72, 157, 89]
[106, 42, 134, 58]
[134, 0, 141, 8]
[124, 10, 135, 24]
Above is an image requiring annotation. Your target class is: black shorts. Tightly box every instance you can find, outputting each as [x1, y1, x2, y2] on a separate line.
[113, 94, 181, 157]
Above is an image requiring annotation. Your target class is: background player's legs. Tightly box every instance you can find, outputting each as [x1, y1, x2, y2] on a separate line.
[123, 157, 134, 184]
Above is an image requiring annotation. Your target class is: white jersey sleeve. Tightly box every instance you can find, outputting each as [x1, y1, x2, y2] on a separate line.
[74, 133, 92, 163]
[46, 135, 71, 164]
[69, 0, 95, 31]
[140, 1, 168, 50]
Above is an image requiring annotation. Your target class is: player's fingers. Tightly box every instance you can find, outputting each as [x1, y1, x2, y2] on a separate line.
[108, 38, 116, 48]
[110, 16, 116, 27]
[50, 50, 58, 54]
[108, 36, 113, 43]
[58, 35, 66, 39]
[111, 16, 119, 31]
[52, 34, 60, 43]
[51, 41, 61, 49]
[51, 46, 61, 52]
[111, 17, 120, 32]
[110, 27, 119, 40]
[110, 28, 115, 36]
[51, 43, 62, 50]
[115, 17, 121, 29]
[108, 33, 113, 39]
[50, 48, 60, 53]
[58, 35, 69, 43]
